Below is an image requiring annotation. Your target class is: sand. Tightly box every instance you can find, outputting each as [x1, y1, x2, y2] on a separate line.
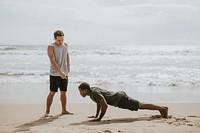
[0, 103, 200, 133]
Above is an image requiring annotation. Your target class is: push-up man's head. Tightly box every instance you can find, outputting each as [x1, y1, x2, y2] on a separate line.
[78, 82, 91, 97]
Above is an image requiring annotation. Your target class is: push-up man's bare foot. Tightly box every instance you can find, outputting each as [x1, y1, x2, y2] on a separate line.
[159, 109, 164, 117]
[62, 111, 74, 115]
[162, 106, 168, 118]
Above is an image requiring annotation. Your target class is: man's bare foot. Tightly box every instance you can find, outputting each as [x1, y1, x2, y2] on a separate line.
[61, 111, 73, 115]
[159, 110, 164, 117]
[44, 114, 53, 117]
[163, 106, 168, 118]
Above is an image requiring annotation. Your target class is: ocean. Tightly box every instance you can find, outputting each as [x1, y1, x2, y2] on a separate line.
[0, 44, 200, 103]
[0, 44, 200, 87]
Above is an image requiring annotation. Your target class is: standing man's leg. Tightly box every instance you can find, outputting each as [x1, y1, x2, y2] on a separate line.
[60, 77, 73, 115]
[60, 91, 67, 113]
[139, 102, 168, 118]
[46, 91, 56, 115]
[60, 91, 73, 114]
[45, 75, 58, 116]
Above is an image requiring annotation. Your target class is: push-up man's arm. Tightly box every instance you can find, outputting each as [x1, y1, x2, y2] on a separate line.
[88, 103, 101, 118]
[89, 98, 108, 122]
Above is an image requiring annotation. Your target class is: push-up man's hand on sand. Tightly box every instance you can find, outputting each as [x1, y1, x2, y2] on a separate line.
[87, 116, 97, 118]
[88, 99, 108, 122]
[88, 118, 101, 122]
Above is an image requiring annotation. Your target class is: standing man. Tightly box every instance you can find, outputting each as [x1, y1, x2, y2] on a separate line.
[45, 30, 73, 117]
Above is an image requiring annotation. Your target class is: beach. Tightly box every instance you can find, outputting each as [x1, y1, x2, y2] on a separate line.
[0, 83, 200, 133]
[1, 103, 200, 133]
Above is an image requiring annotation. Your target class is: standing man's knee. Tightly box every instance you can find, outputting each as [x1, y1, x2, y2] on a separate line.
[60, 91, 66, 96]
[49, 91, 56, 97]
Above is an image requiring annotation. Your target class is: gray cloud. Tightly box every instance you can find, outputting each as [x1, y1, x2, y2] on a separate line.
[0, 0, 199, 45]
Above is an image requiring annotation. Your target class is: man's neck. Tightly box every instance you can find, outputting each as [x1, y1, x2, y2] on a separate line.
[55, 42, 62, 46]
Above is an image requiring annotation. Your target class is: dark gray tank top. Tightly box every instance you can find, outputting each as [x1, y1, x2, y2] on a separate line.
[50, 42, 68, 76]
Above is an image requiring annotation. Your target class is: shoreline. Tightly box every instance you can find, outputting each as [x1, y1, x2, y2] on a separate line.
[0, 83, 200, 104]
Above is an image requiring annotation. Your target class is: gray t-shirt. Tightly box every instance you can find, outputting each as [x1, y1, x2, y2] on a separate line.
[90, 87, 127, 107]
[50, 42, 69, 76]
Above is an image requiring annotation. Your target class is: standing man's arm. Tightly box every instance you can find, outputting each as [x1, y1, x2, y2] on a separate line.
[67, 53, 70, 73]
[89, 98, 108, 122]
[47, 45, 66, 79]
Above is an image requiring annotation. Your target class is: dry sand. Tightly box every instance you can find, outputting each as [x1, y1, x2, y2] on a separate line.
[0, 103, 200, 133]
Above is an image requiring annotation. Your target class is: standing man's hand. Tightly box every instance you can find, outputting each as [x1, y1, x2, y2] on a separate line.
[59, 71, 66, 79]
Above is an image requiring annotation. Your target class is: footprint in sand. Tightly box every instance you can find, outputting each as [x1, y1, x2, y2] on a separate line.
[188, 115, 200, 118]
[150, 115, 172, 119]
[104, 130, 112, 133]
[150, 115, 163, 119]
[164, 116, 200, 127]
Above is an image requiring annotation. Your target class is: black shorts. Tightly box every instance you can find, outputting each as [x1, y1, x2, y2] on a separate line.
[50, 75, 68, 92]
[117, 96, 139, 111]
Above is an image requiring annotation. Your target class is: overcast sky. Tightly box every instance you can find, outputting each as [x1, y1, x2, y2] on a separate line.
[0, 0, 199, 45]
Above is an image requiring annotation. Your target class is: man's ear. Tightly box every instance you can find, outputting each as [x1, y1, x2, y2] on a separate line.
[86, 89, 90, 95]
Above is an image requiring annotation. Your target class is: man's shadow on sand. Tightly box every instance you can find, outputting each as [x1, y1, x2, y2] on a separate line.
[13, 115, 164, 132]
[69, 115, 163, 126]
[14, 114, 61, 132]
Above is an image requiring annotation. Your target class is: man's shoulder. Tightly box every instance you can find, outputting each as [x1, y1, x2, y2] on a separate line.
[90, 87, 102, 95]
[47, 43, 54, 48]
[47, 44, 54, 52]
[63, 42, 68, 48]
[90, 87, 104, 102]
[91, 87, 101, 92]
